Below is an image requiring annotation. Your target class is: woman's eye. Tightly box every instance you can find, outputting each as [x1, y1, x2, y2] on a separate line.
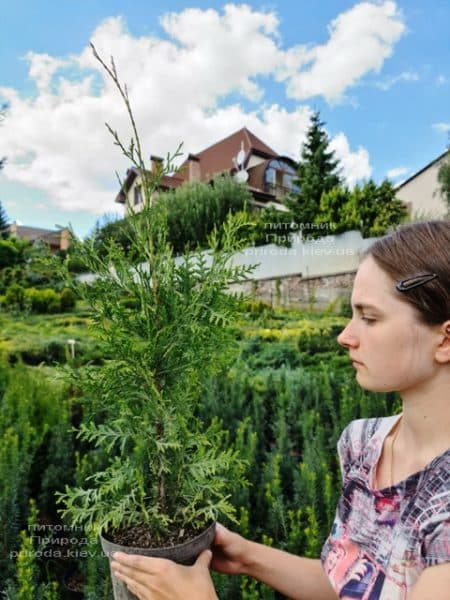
[361, 317, 376, 324]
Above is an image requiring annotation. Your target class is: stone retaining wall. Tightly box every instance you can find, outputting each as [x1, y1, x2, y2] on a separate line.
[232, 271, 356, 310]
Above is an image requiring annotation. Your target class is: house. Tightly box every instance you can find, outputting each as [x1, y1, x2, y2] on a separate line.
[395, 149, 449, 220]
[115, 127, 298, 214]
[6, 223, 70, 253]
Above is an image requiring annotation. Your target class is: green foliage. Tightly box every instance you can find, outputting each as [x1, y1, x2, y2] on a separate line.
[0, 236, 72, 294]
[0, 239, 19, 267]
[57, 45, 255, 540]
[315, 179, 408, 239]
[59, 287, 77, 311]
[90, 175, 253, 258]
[164, 175, 253, 253]
[1, 285, 77, 315]
[287, 111, 342, 228]
[0, 311, 101, 366]
[25, 288, 61, 313]
[4, 282, 26, 310]
[57, 198, 254, 537]
[0, 361, 71, 589]
[0, 305, 403, 599]
[342, 179, 408, 238]
[285, 110, 407, 239]
[437, 151, 450, 213]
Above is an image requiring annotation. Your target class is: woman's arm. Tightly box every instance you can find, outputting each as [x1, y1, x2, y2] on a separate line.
[213, 524, 337, 600]
[242, 542, 336, 600]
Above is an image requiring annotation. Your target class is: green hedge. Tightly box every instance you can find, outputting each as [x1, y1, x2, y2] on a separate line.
[0, 285, 76, 314]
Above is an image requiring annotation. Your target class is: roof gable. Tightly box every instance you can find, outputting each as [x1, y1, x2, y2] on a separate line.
[395, 148, 450, 190]
[179, 127, 278, 182]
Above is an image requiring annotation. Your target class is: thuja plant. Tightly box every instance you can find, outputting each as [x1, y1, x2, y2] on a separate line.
[56, 46, 253, 543]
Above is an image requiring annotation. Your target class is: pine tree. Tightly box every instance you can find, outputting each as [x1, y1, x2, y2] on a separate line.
[287, 111, 342, 231]
[0, 201, 9, 237]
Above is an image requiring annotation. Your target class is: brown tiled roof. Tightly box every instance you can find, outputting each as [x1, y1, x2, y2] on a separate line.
[178, 127, 278, 182]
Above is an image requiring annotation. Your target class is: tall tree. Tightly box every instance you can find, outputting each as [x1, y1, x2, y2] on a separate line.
[287, 110, 342, 230]
[0, 202, 8, 236]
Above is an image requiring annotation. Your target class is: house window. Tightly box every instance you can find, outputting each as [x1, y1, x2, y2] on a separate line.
[134, 185, 142, 206]
[264, 160, 298, 200]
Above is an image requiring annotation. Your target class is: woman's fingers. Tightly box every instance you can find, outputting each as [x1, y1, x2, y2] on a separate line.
[112, 568, 148, 599]
[112, 552, 173, 575]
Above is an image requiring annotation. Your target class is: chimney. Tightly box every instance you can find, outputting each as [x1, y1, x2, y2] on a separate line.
[187, 153, 201, 181]
[150, 155, 163, 174]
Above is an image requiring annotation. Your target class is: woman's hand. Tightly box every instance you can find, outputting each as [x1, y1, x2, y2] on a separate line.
[210, 522, 251, 575]
[111, 549, 217, 600]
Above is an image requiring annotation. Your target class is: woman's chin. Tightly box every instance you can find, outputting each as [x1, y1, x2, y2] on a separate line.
[355, 373, 395, 393]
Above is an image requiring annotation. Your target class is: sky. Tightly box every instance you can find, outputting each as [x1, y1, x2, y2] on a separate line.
[1, 0, 449, 239]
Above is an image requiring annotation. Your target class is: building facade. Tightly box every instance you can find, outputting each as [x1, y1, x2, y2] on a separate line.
[395, 149, 449, 220]
[6, 223, 70, 253]
[115, 128, 298, 214]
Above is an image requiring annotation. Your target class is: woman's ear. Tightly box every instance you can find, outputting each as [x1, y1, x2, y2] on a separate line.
[435, 320, 450, 364]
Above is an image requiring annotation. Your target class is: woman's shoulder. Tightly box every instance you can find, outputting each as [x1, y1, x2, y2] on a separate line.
[337, 415, 399, 466]
[339, 415, 397, 448]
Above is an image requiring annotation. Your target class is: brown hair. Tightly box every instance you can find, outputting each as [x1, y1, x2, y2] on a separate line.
[362, 220, 450, 326]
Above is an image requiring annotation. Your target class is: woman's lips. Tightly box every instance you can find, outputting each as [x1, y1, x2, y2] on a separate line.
[351, 358, 364, 366]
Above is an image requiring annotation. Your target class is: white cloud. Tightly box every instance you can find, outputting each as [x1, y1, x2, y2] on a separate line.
[330, 133, 372, 186]
[280, 1, 405, 102]
[432, 122, 450, 133]
[386, 166, 409, 179]
[436, 75, 448, 86]
[374, 71, 419, 91]
[24, 52, 68, 92]
[0, 4, 397, 215]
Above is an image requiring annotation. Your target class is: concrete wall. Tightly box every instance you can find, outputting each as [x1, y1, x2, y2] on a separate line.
[229, 229, 376, 280]
[78, 229, 376, 308]
[225, 229, 379, 308]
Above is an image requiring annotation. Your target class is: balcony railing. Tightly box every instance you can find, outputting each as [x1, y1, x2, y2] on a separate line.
[264, 182, 296, 200]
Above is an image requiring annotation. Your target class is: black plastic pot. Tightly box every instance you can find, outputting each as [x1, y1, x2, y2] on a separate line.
[100, 522, 216, 600]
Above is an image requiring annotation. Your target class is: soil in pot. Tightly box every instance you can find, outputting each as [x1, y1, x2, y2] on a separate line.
[100, 521, 216, 600]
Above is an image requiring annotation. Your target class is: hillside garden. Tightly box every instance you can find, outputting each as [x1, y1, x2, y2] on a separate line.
[0, 294, 401, 598]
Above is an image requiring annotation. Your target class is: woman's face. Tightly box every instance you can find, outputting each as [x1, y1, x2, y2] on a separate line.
[337, 255, 441, 393]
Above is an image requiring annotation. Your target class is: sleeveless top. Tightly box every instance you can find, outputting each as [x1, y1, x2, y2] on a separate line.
[320, 415, 450, 599]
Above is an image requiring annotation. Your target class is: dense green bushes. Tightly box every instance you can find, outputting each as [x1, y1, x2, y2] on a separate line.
[0, 308, 401, 598]
[200, 362, 400, 599]
[0, 361, 73, 594]
[0, 285, 76, 314]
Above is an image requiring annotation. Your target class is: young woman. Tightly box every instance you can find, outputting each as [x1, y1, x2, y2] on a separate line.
[111, 220, 450, 599]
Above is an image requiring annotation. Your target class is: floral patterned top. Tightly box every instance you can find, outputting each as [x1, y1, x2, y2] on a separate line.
[321, 415, 450, 599]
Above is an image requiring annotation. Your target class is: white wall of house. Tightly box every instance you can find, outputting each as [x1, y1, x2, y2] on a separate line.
[396, 153, 448, 220]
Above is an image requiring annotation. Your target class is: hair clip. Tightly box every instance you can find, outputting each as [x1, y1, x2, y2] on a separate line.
[395, 272, 438, 293]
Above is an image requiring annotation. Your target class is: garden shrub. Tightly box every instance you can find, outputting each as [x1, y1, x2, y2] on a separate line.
[4, 283, 26, 311]
[59, 288, 76, 312]
[0, 240, 19, 269]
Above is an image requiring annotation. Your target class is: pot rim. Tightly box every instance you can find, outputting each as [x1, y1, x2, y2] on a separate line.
[100, 520, 216, 552]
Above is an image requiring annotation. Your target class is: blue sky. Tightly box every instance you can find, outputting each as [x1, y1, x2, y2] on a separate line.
[1, 0, 449, 238]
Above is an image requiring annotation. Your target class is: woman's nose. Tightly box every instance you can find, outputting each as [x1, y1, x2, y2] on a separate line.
[337, 320, 358, 348]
